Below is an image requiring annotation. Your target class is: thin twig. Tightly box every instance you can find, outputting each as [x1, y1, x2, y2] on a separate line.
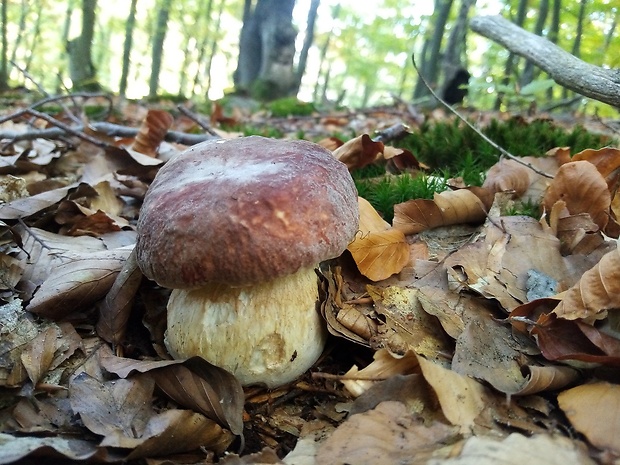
[411, 54, 554, 179]
[176, 105, 222, 137]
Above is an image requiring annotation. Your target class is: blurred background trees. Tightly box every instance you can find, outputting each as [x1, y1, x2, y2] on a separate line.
[0, 0, 617, 114]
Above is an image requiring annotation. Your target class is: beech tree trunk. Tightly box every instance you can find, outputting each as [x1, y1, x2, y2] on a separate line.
[119, 0, 138, 99]
[67, 0, 98, 90]
[293, 0, 320, 95]
[148, 0, 172, 99]
[413, 0, 454, 100]
[0, 0, 8, 91]
[234, 0, 298, 100]
[471, 15, 620, 108]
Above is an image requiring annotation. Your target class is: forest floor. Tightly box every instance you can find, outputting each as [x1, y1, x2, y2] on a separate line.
[0, 91, 620, 465]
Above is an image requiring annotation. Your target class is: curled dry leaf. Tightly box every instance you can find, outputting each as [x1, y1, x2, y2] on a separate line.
[572, 146, 620, 190]
[27, 246, 134, 319]
[393, 189, 488, 235]
[558, 382, 620, 455]
[348, 197, 409, 281]
[482, 158, 533, 197]
[532, 315, 620, 366]
[131, 110, 174, 157]
[553, 242, 620, 322]
[99, 347, 244, 436]
[316, 401, 457, 465]
[96, 248, 143, 345]
[543, 160, 611, 231]
[342, 349, 419, 397]
[332, 134, 384, 170]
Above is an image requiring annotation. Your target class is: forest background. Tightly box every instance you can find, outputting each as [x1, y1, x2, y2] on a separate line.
[0, 0, 618, 115]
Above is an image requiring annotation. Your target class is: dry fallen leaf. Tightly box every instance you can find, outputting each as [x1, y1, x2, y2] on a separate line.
[393, 189, 488, 235]
[348, 197, 410, 281]
[553, 241, 620, 322]
[558, 382, 620, 455]
[131, 109, 174, 157]
[316, 401, 457, 465]
[543, 160, 611, 231]
[332, 134, 384, 170]
[482, 158, 533, 197]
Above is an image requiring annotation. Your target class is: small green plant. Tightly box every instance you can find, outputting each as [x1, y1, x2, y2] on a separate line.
[504, 199, 542, 219]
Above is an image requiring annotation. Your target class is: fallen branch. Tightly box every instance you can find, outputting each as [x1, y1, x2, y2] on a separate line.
[0, 121, 218, 146]
[470, 15, 620, 108]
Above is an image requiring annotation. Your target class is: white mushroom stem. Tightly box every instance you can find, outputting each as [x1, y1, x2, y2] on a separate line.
[164, 266, 327, 388]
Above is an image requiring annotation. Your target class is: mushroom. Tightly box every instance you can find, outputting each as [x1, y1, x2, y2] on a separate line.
[135, 136, 359, 388]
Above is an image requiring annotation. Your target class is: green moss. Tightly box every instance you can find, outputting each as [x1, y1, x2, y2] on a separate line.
[354, 172, 447, 222]
[266, 97, 315, 117]
[396, 118, 613, 185]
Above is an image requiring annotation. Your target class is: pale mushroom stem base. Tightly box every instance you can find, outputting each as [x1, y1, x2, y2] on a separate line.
[164, 266, 328, 388]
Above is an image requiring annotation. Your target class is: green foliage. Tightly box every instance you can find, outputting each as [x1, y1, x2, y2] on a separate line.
[266, 98, 315, 117]
[354, 170, 447, 222]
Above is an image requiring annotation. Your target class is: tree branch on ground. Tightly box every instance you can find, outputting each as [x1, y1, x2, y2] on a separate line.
[470, 15, 620, 108]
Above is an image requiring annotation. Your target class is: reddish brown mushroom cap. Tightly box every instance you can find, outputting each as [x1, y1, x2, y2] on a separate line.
[136, 136, 359, 289]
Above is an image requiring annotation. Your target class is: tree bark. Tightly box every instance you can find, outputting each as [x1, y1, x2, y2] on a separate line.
[233, 0, 298, 100]
[438, 0, 476, 102]
[293, 0, 320, 95]
[119, 0, 138, 99]
[413, 0, 454, 100]
[148, 0, 173, 99]
[471, 15, 620, 108]
[67, 0, 98, 90]
[0, 0, 8, 91]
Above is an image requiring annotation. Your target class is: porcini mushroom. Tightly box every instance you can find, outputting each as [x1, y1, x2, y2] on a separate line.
[135, 136, 359, 388]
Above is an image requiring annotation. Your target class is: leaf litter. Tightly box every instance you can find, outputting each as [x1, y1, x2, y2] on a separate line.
[0, 96, 619, 464]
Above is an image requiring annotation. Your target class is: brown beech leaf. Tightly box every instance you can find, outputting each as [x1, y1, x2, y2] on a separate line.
[27, 246, 133, 319]
[393, 189, 487, 235]
[131, 110, 174, 157]
[482, 158, 533, 197]
[382, 146, 420, 173]
[96, 248, 143, 345]
[332, 134, 384, 170]
[69, 371, 156, 443]
[150, 358, 244, 436]
[316, 401, 457, 465]
[348, 229, 409, 281]
[348, 197, 409, 281]
[553, 242, 620, 322]
[572, 146, 620, 190]
[532, 315, 620, 366]
[543, 160, 611, 230]
[558, 382, 620, 455]
[99, 347, 244, 436]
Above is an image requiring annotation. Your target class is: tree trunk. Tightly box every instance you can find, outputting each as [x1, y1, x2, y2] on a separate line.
[119, 0, 138, 99]
[190, 0, 215, 97]
[413, 0, 454, 100]
[67, 0, 98, 90]
[471, 15, 620, 108]
[148, 0, 173, 99]
[234, 0, 298, 100]
[520, 0, 549, 87]
[494, 0, 528, 109]
[293, 0, 319, 95]
[438, 0, 476, 103]
[200, 0, 224, 98]
[312, 4, 340, 103]
[0, 0, 8, 91]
